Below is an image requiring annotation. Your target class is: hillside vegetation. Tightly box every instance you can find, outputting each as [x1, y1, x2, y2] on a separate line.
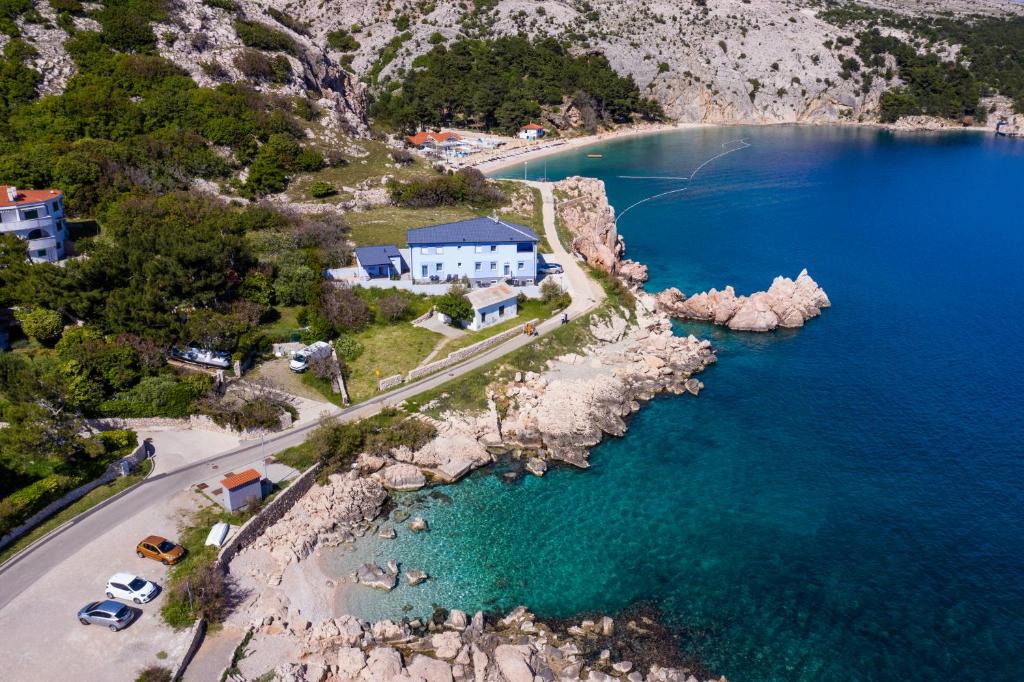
[371, 36, 664, 133]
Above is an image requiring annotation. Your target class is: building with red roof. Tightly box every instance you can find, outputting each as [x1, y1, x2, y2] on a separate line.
[220, 468, 264, 511]
[405, 131, 464, 148]
[518, 123, 546, 140]
[0, 186, 67, 263]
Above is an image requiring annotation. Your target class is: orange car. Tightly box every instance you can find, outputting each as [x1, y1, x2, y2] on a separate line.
[135, 535, 185, 565]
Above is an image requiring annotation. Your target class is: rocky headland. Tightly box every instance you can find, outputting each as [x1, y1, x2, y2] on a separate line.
[655, 270, 831, 332]
[555, 177, 649, 287]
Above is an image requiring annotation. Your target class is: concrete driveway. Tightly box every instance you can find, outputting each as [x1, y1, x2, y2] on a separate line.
[143, 429, 241, 475]
[0, 489, 202, 682]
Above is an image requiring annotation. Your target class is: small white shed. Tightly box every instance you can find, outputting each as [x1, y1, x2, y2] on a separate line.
[220, 468, 263, 512]
[466, 282, 519, 331]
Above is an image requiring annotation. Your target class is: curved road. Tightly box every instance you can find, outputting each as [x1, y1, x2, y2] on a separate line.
[0, 181, 604, 610]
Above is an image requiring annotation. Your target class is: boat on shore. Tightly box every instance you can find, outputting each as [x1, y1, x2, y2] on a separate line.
[170, 345, 231, 368]
[587, 153, 603, 158]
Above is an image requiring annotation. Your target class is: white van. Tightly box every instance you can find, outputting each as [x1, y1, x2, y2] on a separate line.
[289, 341, 332, 372]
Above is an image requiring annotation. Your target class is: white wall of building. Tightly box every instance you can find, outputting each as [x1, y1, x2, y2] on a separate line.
[409, 241, 537, 284]
[0, 191, 67, 263]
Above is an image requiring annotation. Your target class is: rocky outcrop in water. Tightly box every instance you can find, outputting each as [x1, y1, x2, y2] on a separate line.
[656, 269, 831, 332]
[555, 176, 648, 286]
[235, 603, 726, 682]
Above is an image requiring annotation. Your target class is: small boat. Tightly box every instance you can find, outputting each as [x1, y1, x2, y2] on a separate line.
[586, 153, 603, 158]
[170, 345, 232, 368]
[205, 522, 231, 548]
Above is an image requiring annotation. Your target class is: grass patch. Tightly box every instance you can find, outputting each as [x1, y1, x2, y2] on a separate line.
[345, 324, 442, 403]
[285, 139, 434, 204]
[346, 205, 484, 247]
[274, 440, 318, 471]
[301, 323, 442, 406]
[0, 459, 153, 567]
[258, 306, 303, 343]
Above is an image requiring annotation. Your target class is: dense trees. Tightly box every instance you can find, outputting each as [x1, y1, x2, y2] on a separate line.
[388, 168, 506, 208]
[855, 29, 980, 122]
[371, 36, 664, 133]
[436, 284, 473, 326]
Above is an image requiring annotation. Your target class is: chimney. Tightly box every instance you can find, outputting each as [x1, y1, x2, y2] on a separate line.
[6, 186, 17, 202]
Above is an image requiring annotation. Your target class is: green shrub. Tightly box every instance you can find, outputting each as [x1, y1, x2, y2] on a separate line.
[309, 180, 336, 198]
[201, 0, 236, 11]
[15, 307, 63, 345]
[233, 48, 291, 83]
[233, 19, 296, 54]
[0, 473, 83, 535]
[135, 665, 172, 682]
[333, 334, 363, 361]
[326, 29, 360, 52]
[98, 374, 212, 418]
[387, 168, 506, 208]
[97, 429, 138, 456]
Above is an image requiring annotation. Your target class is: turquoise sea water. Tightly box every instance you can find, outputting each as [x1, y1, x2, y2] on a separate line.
[333, 127, 1024, 680]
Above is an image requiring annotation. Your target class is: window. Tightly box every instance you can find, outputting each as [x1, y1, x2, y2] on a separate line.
[51, 201, 59, 213]
[474, 245, 484, 253]
[420, 247, 432, 254]
[498, 304, 505, 316]
[435, 263, 442, 271]
[489, 245, 497, 252]
[517, 242, 534, 252]
[517, 261, 525, 270]
[23, 209, 38, 220]
[503, 263, 510, 275]
[35, 249, 46, 257]
[489, 261, 496, 270]
[474, 262, 481, 271]
[421, 265, 428, 277]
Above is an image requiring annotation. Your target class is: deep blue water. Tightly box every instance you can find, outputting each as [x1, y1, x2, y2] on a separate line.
[335, 127, 1024, 681]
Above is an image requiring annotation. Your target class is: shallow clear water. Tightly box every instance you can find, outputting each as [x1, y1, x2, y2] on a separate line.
[332, 127, 1024, 681]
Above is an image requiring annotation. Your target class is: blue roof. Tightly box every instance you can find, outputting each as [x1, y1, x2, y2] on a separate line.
[355, 245, 401, 267]
[407, 217, 539, 246]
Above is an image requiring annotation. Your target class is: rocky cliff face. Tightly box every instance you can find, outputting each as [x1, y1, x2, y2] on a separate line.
[555, 176, 648, 286]
[15, 0, 1022, 128]
[656, 269, 831, 332]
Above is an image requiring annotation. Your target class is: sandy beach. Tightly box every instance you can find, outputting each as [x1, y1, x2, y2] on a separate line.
[472, 121, 710, 174]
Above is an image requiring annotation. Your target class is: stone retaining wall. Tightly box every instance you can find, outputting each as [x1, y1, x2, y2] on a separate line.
[217, 463, 322, 568]
[171, 619, 207, 682]
[0, 441, 150, 551]
[411, 307, 435, 325]
[377, 373, 404, 391]
[87, 415, 281, 441]
[406, 319, 538, 382]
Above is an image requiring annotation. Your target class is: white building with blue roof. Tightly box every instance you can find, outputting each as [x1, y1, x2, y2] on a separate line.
[407, 215, 539, 286]
[354, 244, 405, 279]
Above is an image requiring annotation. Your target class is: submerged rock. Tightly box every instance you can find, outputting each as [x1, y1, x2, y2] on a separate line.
[406, 570, 429, 586]
[356, 563, 397, 591]
[409, 516, 429, 532]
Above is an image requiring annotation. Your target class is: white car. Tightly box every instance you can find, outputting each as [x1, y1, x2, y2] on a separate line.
[105, 573, 159, 604]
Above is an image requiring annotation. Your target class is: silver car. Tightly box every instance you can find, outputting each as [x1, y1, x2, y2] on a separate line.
[77, 600, 135, 631]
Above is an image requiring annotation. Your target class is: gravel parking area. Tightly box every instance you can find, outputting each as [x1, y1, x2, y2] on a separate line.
[0, 490, 202, 682]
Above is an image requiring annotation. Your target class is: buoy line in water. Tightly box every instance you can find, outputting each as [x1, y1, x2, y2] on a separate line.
[615, 138, 750, 224]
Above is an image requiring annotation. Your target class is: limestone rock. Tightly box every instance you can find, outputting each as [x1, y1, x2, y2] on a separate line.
[336, 647, 366, 678]
[356, 563, 397, 591]
[494, 644, 536, 682]
[407, 654, 455, 682]
[656, 270, 830, 332]
[409, 516, 429, 532]
[407, 570, 429, 586]
[525, 457, 548, 477]
[381, 463, 426, 491]
[360, 647, 403, 681]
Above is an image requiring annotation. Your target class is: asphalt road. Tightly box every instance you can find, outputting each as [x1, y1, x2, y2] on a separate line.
[0, 179, 604, 610]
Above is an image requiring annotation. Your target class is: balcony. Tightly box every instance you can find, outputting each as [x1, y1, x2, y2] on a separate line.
[0, 216, 58, 234]
[27, 236, 58, 252]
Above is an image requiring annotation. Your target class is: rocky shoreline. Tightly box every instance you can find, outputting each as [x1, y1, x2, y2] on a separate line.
[221, 173, 836, 681]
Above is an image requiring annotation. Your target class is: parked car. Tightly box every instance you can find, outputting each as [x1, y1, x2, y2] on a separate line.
[105, 572, 159, 604]
[77, 600, 135, 631]
[289, 340, 332, 372]
[135, 535, 185, 565]
[538, 262, 563, 274]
